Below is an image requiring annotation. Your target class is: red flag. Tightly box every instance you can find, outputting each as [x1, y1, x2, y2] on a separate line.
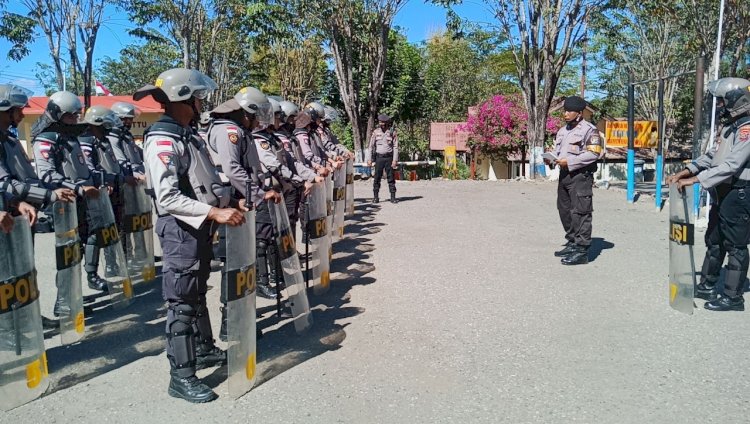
[94, 80, 112, 96]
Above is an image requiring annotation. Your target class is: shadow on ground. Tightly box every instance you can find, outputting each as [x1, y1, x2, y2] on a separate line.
[39, 199, 383, 395]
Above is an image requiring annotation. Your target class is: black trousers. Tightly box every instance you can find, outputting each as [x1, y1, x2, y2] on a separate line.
[156, 215, 213, 357]
[704, 187, 750, 297]
[700, 189, 727, 286]
[557, 170, 594, 247]
[373, 154, 396, 196]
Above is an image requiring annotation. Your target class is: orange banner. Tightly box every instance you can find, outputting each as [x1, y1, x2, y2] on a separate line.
[605, 121, 658, 148]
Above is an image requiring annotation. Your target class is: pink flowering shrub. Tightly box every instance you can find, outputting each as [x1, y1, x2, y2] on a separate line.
[458, 94, 562, 160]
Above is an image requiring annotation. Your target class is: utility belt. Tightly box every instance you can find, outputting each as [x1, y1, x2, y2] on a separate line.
[561, 164, 596, 178]
[375, 153, 393, 159]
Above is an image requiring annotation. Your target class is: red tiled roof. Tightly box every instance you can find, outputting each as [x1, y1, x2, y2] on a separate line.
[24, 95, 164, 115]
[430, 122, 470, 152]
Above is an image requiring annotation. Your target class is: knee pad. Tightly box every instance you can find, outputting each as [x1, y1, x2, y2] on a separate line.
[193, 301, 214, 345]
[727, 246, 749, 271]
[256, 240, 270, 284]
[168, 304, 197, 370]
[84, 242, 100, 273]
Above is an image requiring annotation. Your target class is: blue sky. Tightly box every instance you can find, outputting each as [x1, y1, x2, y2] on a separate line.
[0, 1, 488, 95]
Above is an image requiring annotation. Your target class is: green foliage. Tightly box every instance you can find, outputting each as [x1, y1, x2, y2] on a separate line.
[98, 40, 180, 95]
[0, 11, 35, 61]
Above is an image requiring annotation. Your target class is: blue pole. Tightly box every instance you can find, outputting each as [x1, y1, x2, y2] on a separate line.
[693, 183, 700, 217]
[655, 78, 665, 210]
[655, 154, 663, 209]
[627, 73, 635, 203]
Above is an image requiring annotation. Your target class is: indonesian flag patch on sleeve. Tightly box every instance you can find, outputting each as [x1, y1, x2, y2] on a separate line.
[37, 142, 52, 159]
[227, 126, 239, 144]
[158, 152, 174, 167]
[739, 126, 750, 142]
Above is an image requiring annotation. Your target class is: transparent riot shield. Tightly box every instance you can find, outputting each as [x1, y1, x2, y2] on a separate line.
[86, 193, 133, 309]
[122, 184, 156, 284]
[332, 166, 347, 242]
[669, 184, 696, 314]
[53, 200, 85, 345]
[307, 182, 331, 295]
[345, 158, 354, 218]
[270, 194, 312, 334]
[225, 211, 257, 399]
[0, 216, 49, 411]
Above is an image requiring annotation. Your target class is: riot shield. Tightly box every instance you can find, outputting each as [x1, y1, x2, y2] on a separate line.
[325, 175, 334, 263]
[0, 216, 49, 411]
[53, 200, 85, 345]
[669, 184, 696, 314]
[307, 182, 331, 295]
[86, 193, 133, 309]
[332, 166, 347, 242]
[345, 158, 354, 218]
[122, 184, 156, 284]
[270, 194, 312, 334]
[225, 211, 257, 399]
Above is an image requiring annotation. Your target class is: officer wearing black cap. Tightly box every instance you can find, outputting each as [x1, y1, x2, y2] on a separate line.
[547, 96, 603, 265]
[366, 113, 399, 203]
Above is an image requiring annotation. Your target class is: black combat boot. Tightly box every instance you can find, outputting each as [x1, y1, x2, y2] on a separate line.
[53, 294, 65, 317]
[87, 273, 109, 292]
[695, 282, 718, 301]
[704, 295, 745, 312]
[257, 283, 277, 299]
[561, 245, 589, 265]
[554, 242, 575, 257]
[373, 192, 379, 203]
[390, 193, 398, 204]
[195, 340, 227, 370]
[167, 358, 217, 403]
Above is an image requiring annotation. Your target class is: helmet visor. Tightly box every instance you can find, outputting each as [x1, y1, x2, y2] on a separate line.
[256, 102, 274, 127]
[0, 85, 33, 110]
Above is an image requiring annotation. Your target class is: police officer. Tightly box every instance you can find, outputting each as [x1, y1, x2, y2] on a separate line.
[109, 101, 145, 179]
[207, 94, 282, 340]
[668, 78, 750, 311]
[272, 99, 323, 240]
[80, 105, 135, 280]
[32, 92, 107, 294]
[547, 96, 603, 266]
[367, 114, 399, 203]
[134, 68, 245, 403]
[0, 84, 76, 216]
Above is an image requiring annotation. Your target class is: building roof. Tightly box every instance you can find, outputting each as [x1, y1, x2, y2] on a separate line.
[24, 95, 164, 115]
[429, 122, 470, 152]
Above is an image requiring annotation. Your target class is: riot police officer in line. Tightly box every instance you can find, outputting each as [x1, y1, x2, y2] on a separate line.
[367, 113, 399, 204]
[109, 101, 146, 179]
[32, 92, 106, 296]
[207, 93, 282, 337]
[276, 100, 324, 237]
[668, 78, 750, 311]
[306, 102, 346, 171]
[0, 84, 76, 215]
[135, 68, 246, 403]
[546, 96, 604, 266]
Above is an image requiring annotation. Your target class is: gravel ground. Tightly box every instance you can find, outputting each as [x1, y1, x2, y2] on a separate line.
[2, 178, 749, 424]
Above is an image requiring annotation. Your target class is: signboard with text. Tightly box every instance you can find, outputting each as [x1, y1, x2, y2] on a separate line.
[605, 121, 658, 148]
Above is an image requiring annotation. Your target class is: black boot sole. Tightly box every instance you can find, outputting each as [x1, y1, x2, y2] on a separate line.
[167, 387, 218, 403]
[704, 303, 745, 312]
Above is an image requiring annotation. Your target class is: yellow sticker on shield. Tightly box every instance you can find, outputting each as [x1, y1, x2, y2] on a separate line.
[246, 352, 256, 380]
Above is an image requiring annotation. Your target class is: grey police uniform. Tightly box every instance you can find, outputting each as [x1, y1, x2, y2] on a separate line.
[108, 125, 144, 177]
[687, 116, 750, 298]
[553, 119, 601, 249]
[143, 116, 229, 374]
[0, 128, 58, 207]
[79, 132, 126, 275]
[298, 127, 327, 168]
[367, 127, 399, 198]
[207, 118, 267, 303]
[275, 126, 316, 232]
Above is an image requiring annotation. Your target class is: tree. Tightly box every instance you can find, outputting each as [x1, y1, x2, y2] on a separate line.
[98, 40, 180, 95]
[294, 0, 408, 161]
[435, 0, 602, 178]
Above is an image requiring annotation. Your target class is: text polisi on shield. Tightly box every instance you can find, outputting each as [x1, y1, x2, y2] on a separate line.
[0, 272, 40, 314]
[227, 266, 256, 302]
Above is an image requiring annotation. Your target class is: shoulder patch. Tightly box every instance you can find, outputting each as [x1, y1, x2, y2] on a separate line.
[155, 139, 175, 153]
[157, 152, 175, 167]
[227, 126, 239, 144]
[260, 141, 270, 150]
[739, 126, 750, 142]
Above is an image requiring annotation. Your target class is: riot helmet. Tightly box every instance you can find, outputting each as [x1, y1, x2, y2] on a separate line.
[199, 111, 212, 126]
[234, 87, 273, 130]
[323, 106, 340, 123]
[268, 97, 282, 128]
[133, 68, 217, 103]
[83, 105, 118, 129]
[0, 84, 32, 112]
[111, 101, 141, 119]
[279, 100, 299, 124]
[707, 78, 750, 122]
[47, 91, 82, 122]
[304, 101, 325, 122]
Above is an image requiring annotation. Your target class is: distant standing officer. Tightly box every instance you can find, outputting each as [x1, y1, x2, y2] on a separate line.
[367, 114, 398, 204]
[547, 96, 604, 265]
